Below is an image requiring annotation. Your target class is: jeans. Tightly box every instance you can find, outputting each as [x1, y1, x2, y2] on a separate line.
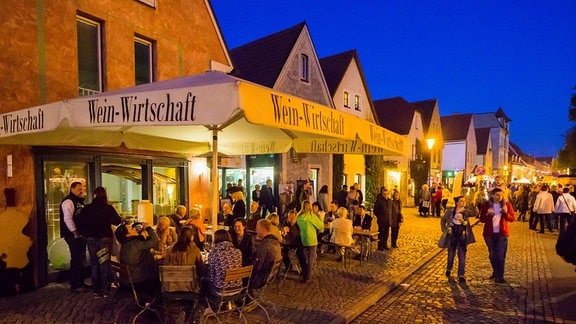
[64, 236, 86, 289]
[446, 226, 467, 277]
[301, 246, 317, 281]
[558, 213, 574, 234]
[484, 235, 508, 280]
[86, 237, 112, 294]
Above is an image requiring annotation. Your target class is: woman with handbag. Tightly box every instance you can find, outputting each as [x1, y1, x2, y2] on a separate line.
[441, 195, 475, 283]
[419, 184, 431, 217]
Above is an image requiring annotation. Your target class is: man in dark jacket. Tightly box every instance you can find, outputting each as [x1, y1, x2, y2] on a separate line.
[250, 219, 281, 291]
[373, 188, 392, 250]
[260, 179, 275, 217]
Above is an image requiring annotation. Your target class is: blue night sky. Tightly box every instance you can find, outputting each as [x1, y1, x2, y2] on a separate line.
[211, 0, 576, 158]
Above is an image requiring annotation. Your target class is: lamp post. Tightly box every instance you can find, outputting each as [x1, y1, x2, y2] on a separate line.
[426, 138, 435, 186]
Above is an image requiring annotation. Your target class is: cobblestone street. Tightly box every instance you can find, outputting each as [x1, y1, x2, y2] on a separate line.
[353, 218, 575, 323]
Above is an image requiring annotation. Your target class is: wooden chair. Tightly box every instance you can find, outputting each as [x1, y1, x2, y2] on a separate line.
[202, 265, 253, 324]
[159, 265, 201, 323]
[110, 261, 162, 324]
[246, 260, 282, 321]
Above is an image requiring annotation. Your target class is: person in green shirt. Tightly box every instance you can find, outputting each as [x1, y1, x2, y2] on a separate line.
[296, 200, 324, 283]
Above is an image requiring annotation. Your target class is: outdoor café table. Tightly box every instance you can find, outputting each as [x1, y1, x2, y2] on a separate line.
[352, 228, 379, 264]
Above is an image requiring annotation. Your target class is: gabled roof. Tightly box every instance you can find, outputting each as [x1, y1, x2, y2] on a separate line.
[495, 107, 512, 122]
[475, 127, 491, 154]
[373, 97, 417, 135]
[229, 22, 306, 87]
[441, 114, 474, 141]
[319, 50, 356, 96]
[319, 49, 379, 124]
[411, 98, 437, 134]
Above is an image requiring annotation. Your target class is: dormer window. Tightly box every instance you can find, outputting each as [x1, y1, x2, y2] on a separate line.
[354, 95, 360, 111]
[300, 54, 309, 82]
[344, 92, 350, 108]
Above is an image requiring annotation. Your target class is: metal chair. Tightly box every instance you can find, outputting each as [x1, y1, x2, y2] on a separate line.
[159, 265, 201, 323]
[246, 260, 282, 321]
[202, 265, 253, 324]
[283, 248, 302, 280]
[110, 261, 162, 324]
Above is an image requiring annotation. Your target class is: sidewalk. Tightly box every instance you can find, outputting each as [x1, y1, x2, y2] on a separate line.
[0, 209, 484, 323]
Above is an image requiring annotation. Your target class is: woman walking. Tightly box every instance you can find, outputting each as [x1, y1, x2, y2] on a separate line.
[441, 196, 474, 283]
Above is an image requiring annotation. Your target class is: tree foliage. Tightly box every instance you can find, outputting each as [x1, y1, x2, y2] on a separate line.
[332, 154, 344, 200]
[557, 85, 576, 171]
[365, 155, 386, 207]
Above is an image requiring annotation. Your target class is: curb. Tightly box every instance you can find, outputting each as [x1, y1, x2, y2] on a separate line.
[330, 218, 481, 323]
[329, 246, 445, 324]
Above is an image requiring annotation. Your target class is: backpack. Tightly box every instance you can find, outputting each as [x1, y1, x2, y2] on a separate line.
[555, 220, 576, 265]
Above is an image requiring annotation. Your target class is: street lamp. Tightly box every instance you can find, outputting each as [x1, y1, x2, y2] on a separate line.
[426, 138, 435, 186]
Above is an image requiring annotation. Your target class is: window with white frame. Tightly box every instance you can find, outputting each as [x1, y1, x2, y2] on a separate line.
[77, 16, 102, 96]
[344, 91, 349, 108]
[300, 54, 309, 82]
[135, 36, 154, 85]
[354, 95, 360, 111]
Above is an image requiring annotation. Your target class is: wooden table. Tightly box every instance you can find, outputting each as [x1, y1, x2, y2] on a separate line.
[353, 228, 379, 263]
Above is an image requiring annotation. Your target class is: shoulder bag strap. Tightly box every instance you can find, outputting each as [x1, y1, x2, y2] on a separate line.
[562, 195, 573, 213]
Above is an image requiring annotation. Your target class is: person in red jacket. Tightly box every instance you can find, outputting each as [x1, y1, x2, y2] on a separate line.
[433, 185, 443, 217]
[479, 187, 515, 283]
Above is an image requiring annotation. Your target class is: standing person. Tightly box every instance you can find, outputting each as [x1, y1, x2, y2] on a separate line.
[389, 191, 403, 248]
[337, 185, 349, 208]
[419, 184, 431, 217]
[76, 186, 122, 297]
[251, 184, 261, 205]
[528, 184, 541, 230]
[373, 187, 392, 250]
[347, 185, 361, 213]
[295, 180, 312, 211]
[479, 188, 515, 283]
[296, 200, 324, 283]
[353, 183, 364, 206]
[441, 186, 451, 212]
[533, 184, 555, 233]
[260, 179, 275, 217]
[433, 185, 443, 217]
[59, 181, 88, 293]
[441, 196, 474, 283]
[554, 187, 576, 234]
[231, 190, 246, 220]
[514, 185, 529, 222]
[317, 185, 330, 215]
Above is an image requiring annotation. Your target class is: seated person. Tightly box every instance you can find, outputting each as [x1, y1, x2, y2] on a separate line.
[116, 222, 160, 296]
[169, 205, 188, 234]
[352, 206, 372, 230]
[230, 218, 255, 266]
[246, 201, 261, 232]
[265, 213, 283, 242]
[352, 206, 373, 260]
[221, 202, 234, 229]
[281, 210, 304, 269]
[205, 229, 242, 297]
[250, 219, 281, 292]
[330, 207, 356, 261]
[188, 208, 207, 251]
[153, 216, 178, 260]
[163, 227, 205, 294]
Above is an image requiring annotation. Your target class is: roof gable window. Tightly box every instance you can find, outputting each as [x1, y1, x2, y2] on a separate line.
[300, 54, 309, 82]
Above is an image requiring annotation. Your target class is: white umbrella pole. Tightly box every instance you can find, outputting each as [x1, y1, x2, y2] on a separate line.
[212, 127, 219, 230]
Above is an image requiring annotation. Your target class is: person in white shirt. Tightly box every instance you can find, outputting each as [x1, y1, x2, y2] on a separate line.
[554, 187, 576, 234]
[330, 207, 354, 261]
[533, 184, 555, 234]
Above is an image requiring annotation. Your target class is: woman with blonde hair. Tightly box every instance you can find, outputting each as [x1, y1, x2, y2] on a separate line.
[296, 200, 324, 283]
[188, 208, 206, 250]
[419, 184, 431, 217]
[154, 216, 178, 259]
